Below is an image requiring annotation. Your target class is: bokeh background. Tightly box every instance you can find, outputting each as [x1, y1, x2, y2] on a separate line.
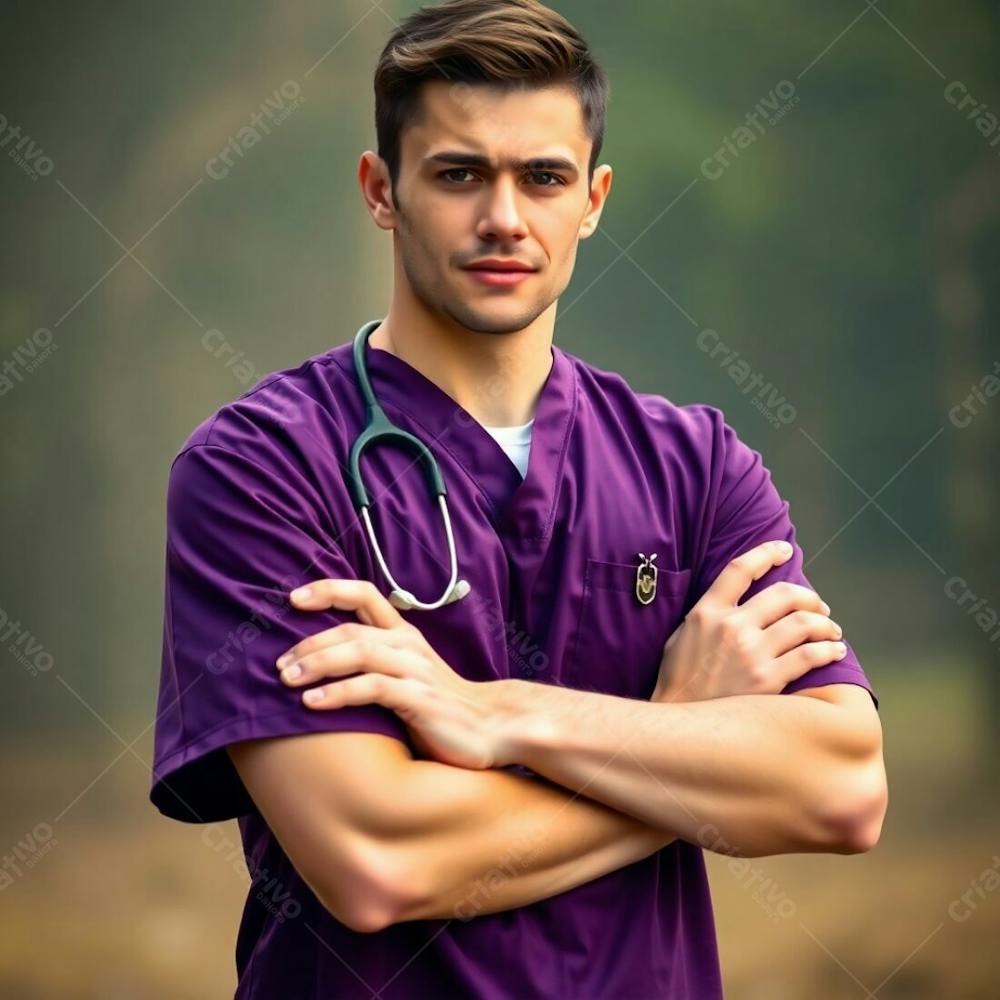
[2, 1, 998, 997]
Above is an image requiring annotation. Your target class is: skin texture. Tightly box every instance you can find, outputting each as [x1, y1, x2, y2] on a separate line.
[226, 80, 886, 930]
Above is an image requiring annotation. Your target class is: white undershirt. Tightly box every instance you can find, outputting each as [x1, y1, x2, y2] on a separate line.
[482, 417, 534, 478]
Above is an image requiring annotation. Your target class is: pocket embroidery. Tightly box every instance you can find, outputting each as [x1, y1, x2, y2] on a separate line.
[635, 552, 658, 606]
[567, 559, 692, 698]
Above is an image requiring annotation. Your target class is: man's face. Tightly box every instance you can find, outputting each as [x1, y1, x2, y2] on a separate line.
[386, 80, 610, 336]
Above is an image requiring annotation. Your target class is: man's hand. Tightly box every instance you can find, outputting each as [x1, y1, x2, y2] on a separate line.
[652, 540, 846, 703]
[275, 579, 514, 770]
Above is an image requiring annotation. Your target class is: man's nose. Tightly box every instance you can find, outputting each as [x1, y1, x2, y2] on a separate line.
[476, 176, 529, 242]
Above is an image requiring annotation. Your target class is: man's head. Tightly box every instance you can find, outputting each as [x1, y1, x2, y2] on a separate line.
[360, 0, 612, 336]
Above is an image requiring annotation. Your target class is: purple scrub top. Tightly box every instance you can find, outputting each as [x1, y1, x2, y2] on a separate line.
[151, 319, 877, 999]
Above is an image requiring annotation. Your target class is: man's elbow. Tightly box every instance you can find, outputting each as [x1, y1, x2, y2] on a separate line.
[316, 838, 430, 933]
[819, 757, 889, 855]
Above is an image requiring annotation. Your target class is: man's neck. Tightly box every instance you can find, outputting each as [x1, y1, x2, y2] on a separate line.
[368, 306, 555, 427]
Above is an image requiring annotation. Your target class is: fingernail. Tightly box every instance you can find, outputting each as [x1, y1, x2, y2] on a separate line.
[832, 623, 842, 638]
[291, 587, 312, 602]
[281, 664, 302, 681]
[276, 654, 293, 670]
[776, 542, 792, 555]
[303, 687, 324, 704]
[821, 602, 831, 615]
[834, 642, 847, 658]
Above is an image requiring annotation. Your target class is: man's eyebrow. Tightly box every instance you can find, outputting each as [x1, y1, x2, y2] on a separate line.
[425, 151, 579, 176]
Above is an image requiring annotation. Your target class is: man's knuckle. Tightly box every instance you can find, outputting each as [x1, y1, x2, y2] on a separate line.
[289, 639, 310, 659]
[409, 676, 433, 700]
[397, 621, 421, 642]
[731, 552, 755, 572]
[342, 622, 371, 643]
[687, 604, 710, 627]
[720, 618, 751, 650]
[352, 638, 376, 659]
[717, 612, 740, 636]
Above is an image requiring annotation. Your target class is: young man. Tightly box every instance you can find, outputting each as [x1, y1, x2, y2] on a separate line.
[150, 1, 886, 996]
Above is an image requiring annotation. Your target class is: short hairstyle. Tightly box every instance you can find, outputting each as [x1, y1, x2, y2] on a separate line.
[373, 0, 609, 204]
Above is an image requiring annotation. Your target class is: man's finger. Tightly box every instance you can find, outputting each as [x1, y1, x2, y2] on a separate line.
[290, 578, 404, 629]
[760, 610, 841, 658]
[300, 672, 416, 711]
[739, 583, 831, 629]
[771, 639, 848, 686]
[277, 621, 415, 669]
[280, 642, 425, 688]
[700, 540, 795, 609]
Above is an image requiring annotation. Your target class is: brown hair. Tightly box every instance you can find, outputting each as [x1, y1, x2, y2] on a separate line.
[373, 0, 609, 205]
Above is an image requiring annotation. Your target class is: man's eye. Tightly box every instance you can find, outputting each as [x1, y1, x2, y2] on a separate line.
[438, 168, 565, 187]
[529, 171, 564, 187]
[441, 168, 477, 183]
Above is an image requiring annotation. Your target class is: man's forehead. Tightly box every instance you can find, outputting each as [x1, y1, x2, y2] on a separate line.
[403, 79, 589, 168]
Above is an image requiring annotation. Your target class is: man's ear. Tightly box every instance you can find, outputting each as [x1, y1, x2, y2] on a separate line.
[358, 151, 398, 232]
[578, 163, 613, 240]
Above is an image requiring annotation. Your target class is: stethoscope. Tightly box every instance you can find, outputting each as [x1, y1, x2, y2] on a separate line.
[346, 319, 472, 611]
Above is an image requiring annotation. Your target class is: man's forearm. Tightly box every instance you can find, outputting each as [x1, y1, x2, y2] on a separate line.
[491, 681, 885, 858]
[377, 759, 675, 924]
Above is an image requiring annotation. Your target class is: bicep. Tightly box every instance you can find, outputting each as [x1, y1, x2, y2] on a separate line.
[227, 730, 413, 927]
[790, 683, 882, 758]
[790, 682, 874, 710]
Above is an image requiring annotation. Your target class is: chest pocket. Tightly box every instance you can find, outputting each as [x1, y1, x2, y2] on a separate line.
[565, 559, 693, 699]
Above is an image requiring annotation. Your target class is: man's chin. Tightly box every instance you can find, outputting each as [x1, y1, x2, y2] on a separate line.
[444, 300, 549, 337]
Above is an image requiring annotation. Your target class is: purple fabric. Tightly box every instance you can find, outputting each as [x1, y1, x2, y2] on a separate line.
[150, 322, 877, 998]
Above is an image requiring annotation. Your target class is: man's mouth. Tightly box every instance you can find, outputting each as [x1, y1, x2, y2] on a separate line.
[462, 258, 537, 287]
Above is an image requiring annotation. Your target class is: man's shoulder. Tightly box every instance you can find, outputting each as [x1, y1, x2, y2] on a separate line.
[172, 340, 356, 467]
[559, 345, 727, 446]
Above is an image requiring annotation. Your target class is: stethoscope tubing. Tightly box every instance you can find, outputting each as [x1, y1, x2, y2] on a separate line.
[346, 320, 471, 611]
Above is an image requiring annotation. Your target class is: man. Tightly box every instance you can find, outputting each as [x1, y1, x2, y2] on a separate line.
[150, 1, 886, 997]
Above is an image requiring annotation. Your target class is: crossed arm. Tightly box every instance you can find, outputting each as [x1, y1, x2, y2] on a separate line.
[489, 678, 886, 857]
[229, 730, 672, 932]
[228, 567, 886, 931]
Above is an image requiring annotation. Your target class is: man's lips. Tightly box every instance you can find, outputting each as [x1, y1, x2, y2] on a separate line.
[464, 258, 536, 272]
[462, 259, 537, 287]
[463, 267, 534, 287]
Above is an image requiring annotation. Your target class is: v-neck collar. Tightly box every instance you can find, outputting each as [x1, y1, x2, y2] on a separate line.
[330, 319, 578, 543]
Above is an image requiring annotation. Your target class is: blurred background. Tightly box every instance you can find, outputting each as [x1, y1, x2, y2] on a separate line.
[2, 1, 998, 997]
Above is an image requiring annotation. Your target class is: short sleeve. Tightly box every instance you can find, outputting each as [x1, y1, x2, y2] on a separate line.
[690, 408, 878, 710]
[150, 443, 412, 824]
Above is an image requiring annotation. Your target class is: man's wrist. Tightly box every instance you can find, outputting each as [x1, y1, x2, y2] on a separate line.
[486, 678, 555, 768]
